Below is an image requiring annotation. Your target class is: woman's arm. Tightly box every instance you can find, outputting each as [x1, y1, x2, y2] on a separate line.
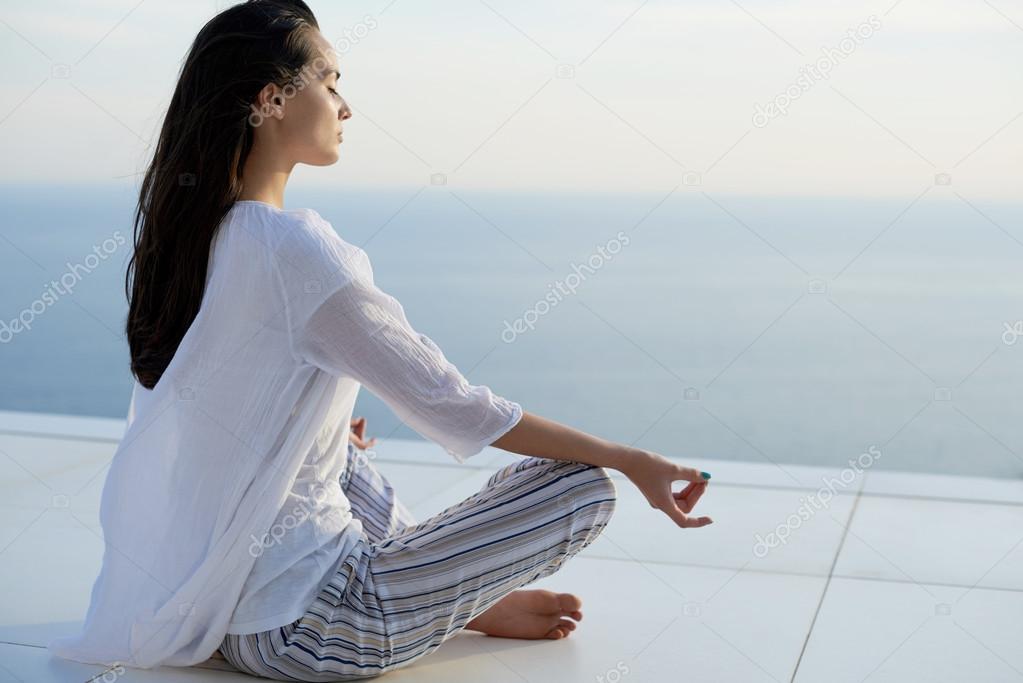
[491, 410, 715, 529]
[490, 410, 637, 471]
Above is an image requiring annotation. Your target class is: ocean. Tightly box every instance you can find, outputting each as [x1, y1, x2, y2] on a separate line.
[1, 183, 1020, 478]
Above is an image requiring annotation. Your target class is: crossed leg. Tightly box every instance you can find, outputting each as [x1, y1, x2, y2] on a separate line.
[339, 443, 418, 544]
[220, 447, 618, 681]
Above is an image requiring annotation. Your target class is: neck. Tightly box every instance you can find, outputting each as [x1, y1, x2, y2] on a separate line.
[238, 138, 294, 209]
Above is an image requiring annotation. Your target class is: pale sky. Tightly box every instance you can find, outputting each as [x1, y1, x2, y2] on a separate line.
[1, 0, 1021, 198]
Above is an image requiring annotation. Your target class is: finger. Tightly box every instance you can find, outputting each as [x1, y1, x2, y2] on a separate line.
[660, 497, 713, 528]
[674, 481, 697, 498]
[677, 481, 708, 513]
[675, 465, 711, 484]
[673, 481, 699, 502]
[659, 497, 689, 527]
[679, 515, 714, 528]
[675, 480, 707, 511]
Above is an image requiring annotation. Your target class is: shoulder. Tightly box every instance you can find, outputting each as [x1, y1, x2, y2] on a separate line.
[266, 208, 372, 297]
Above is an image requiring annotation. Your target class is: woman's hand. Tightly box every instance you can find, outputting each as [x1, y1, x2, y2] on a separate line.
[349, 416, 377, 450]
[619, 449, 714, 528]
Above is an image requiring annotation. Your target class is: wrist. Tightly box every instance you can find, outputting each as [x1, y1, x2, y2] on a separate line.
[604, 443, 649, 474]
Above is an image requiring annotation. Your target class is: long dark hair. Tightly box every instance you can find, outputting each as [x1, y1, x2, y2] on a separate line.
[126, 0, 320, 389]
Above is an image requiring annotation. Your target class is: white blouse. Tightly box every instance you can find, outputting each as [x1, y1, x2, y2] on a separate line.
[48, 200, 523, 669]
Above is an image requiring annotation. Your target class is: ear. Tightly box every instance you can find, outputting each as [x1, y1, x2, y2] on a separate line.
[253, 83, 285, 121]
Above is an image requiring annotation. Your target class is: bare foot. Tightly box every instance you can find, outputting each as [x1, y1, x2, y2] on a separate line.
[465, 589, 584, 640]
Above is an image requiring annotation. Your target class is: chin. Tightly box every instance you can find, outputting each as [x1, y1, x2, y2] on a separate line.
[307, 150, 341, 166]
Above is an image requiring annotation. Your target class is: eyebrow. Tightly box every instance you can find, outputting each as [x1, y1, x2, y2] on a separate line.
[323, 69, 340, 80]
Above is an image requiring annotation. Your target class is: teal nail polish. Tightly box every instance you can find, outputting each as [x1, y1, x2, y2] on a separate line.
[700, 471, 711, 480]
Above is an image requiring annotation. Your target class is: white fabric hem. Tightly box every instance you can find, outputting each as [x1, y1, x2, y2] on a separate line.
[448, 399, 524, 464]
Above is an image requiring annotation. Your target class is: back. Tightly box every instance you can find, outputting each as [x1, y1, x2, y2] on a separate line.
[48, 201, 365, 668]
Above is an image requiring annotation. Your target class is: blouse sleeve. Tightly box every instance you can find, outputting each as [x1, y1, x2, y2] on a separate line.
[290, 270, 523, 463]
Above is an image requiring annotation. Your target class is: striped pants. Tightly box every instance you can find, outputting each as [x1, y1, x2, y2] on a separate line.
[218, 444, 618, 681]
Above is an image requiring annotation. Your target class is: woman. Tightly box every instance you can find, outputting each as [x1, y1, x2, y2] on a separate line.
[48, 1, 713, 680]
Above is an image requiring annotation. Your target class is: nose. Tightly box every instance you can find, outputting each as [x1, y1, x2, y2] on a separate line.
[339, 98, 352, 121]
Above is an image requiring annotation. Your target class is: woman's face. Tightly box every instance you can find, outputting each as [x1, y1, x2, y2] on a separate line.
[252, 29, 352, 167]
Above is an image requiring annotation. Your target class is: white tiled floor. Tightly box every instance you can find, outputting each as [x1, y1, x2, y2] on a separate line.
[833, 496, 1023, 591]
[0, 410, 1020, 682]
[793, 578, 1023, 683]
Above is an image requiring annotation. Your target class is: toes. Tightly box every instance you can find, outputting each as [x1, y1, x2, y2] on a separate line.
[527, 590, 563, 615]
[555, 592, 583, 614]
[545, 618, 576, 639]
[527, 590, 583, 620]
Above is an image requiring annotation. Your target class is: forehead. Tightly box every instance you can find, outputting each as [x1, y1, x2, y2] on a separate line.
[307, 30, 339, 75]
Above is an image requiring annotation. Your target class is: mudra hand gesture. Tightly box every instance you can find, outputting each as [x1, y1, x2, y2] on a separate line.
[349, 416, 377, 450]
[620, 450, 714, 528]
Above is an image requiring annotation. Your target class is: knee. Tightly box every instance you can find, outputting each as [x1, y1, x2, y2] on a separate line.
[487, 458, 618, 524]
[560, 462, 617, 525]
